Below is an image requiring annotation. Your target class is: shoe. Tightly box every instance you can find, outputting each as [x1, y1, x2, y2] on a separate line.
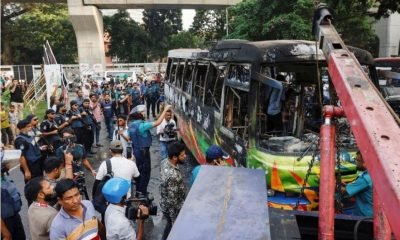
[96, 144, 103, 147]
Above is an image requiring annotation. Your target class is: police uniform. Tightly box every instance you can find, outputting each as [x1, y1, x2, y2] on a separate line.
[55, 112, 73, 134]
[129, 119, 153, 195]
[79, 106, 96, 153]
[40, 119, 62, 150]
[14, 133, 44, 182]
[1, 175, 26, 239]
[66, 109, 85, 147]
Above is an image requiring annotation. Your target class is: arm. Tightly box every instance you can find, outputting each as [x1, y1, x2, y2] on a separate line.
[152, 105, 172, 128]
[64, 153, 74, 179]
[1, 218, 12, 240]
[82, 158, 96, 177]
[20, 155, 31, 181]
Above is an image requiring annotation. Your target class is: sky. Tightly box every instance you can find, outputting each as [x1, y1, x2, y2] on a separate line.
[103, 9, 196, 30]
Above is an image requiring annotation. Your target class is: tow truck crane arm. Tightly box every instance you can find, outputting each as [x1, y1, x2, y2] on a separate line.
[313, 6, 400, 239]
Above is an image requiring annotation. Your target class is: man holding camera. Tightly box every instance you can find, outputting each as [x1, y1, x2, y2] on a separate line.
[9, 79, 25, 120]
[156, 109, 176, 160]
[102, 177, 148, 240]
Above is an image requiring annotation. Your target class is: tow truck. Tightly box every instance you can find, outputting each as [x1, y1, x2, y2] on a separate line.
[168, 5, 400, 240]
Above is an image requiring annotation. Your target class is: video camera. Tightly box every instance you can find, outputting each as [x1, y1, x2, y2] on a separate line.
[125, 193, 157, 220]
[163, 122, 177, 138]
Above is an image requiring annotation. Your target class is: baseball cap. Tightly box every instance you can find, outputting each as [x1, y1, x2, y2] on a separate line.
[206, 145, 229, 160]
[45, 109, 56, 115]
[130, 104, 146, 114]
[17, 119, 31, 129]
[110, 140, 123, 150]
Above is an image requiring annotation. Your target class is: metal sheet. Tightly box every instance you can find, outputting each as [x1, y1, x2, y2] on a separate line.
[168, 166, 271, 240]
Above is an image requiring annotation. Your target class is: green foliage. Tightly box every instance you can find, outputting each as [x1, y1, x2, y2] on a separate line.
[4, 3, 77, 64]
[190, 9, 226, 41]
[104, 10, 149, 62]
[143, 9, 183, 60]
[168, 31, 205, 49]
[228, 0, 378, 55]
[228, 0, 314, 40]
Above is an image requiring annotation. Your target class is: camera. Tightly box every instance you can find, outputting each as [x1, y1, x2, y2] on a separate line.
[125, 193, 157, 220]
[64, 135, 77, 146]
[163, 122, 176, 138]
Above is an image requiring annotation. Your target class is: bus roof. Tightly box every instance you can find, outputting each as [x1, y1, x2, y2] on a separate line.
[168, 48, 209, 59]
[209, 39, 375, 65]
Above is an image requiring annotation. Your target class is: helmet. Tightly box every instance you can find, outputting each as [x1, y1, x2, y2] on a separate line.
[102, 177, 131, 204]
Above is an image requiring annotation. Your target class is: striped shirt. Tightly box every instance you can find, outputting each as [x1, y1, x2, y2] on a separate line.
[50, 200, 100, 240]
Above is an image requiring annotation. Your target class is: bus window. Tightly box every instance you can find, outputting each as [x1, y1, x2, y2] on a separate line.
[169, 58, 179, 84]
[227, 64, 251, 86]
[175, 59, 185, 89]
[223, 86, 249, 140]
[182, 60, 195, 95]
[193, 62, 208, 102]
[204, 64, 225, 111]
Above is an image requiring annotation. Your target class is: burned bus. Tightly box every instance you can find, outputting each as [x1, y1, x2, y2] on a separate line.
[164, 40, 377, 210]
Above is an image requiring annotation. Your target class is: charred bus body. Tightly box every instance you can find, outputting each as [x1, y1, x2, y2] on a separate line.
[164, 40, 377, 210]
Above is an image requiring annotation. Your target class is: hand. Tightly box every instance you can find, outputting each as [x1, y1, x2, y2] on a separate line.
[40, 145, 48, 151]
[91, 169, 97, 177]
[2, 231, 12, 240]
[118, 130, 124, 135]
[65, 152, 73, 165]
[138, 205, 149, 218]
[24, 170, 32, 181]
[164, 105, 172, 111]
[81, 112, 87, 116]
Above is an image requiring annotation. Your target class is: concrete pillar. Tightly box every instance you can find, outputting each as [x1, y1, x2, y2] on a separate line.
[374, 13, 400, 57]
[67, 0, 106, 67]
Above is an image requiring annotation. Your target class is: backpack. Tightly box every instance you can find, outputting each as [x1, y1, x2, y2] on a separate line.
[92, 159, 113, 215]
[1, 177, 22, 218]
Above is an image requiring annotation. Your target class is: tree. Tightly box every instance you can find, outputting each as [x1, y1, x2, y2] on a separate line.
[373, 0, 400, 18]
[104, 10, 149, 62]
[228, 0, 378, 55]
[143, 9, 183, 60]
[2, 3, 77, 64]
[190, 9, 226, 41]
[1, 3, 35, 64]
[168, 31, 205, 49]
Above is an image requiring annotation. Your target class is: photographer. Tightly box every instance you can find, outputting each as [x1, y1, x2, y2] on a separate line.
[102, 177, 148, 240]
[55, 128, 96, 177]
[112, 115, 131, 159]
[9, 79, 25, 120]
[156, 109, 176, 160]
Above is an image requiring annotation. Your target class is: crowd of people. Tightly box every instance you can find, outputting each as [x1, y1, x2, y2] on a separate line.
[0, 74, 192, 240]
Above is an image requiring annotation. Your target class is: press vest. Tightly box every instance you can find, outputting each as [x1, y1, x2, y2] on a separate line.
[129, 121, 152, 149]
[15, 134, 42, 163]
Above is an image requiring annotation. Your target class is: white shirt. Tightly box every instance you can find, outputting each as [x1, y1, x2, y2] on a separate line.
[96, 156, 140, 197]
[112, 126, 130, 158]
[156, 118, 177, 142]
[105, 204, 136, 240]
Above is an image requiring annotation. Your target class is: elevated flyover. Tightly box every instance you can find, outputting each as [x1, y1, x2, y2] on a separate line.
[66, 0, 240, 67]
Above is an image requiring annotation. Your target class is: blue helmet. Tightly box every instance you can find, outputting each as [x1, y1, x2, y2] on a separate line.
[102, 177, 131, 204]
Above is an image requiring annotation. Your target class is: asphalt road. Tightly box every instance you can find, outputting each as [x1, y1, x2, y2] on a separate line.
[7, 117, 198, 240]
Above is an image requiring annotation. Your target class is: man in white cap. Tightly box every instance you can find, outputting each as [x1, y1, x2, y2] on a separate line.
[128, 104, 172, 196]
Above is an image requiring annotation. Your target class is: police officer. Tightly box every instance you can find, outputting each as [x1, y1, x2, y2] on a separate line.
[128, 104, 172, 196]
[79, 99, 96, 154]
[130, 82, 142, 108]
[40, 109, 63, 151]
[14, 119, 46, 183]
[54, 103, 72, 134]
[66, 100, 85, 148]
[1, 158, 26, 240]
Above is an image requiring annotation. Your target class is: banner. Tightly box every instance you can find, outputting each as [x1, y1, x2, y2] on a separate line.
[44, 64, 62, 108]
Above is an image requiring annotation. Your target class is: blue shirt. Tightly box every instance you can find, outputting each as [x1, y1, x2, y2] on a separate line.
[346, 171, 373, 217]
[190, 165, 201, 187]
[50, 200, 99, 240]
[134, 120, 153, 137]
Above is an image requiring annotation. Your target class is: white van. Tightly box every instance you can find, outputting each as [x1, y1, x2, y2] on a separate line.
[104, 70, 137, 83]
